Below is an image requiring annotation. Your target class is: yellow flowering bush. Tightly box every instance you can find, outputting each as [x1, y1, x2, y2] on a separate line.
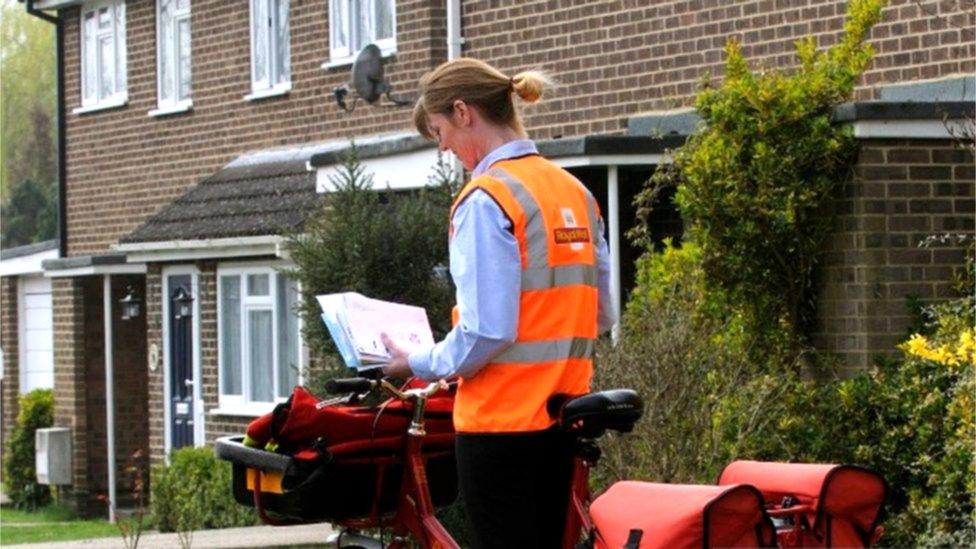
[901, 329, 976, 368]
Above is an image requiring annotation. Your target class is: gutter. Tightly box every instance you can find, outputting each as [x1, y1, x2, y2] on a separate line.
[25, 1, 67, 257]
[114, 235, 287, 263]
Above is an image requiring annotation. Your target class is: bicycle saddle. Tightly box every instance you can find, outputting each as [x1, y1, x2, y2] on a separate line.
[549, 389, 643, 439]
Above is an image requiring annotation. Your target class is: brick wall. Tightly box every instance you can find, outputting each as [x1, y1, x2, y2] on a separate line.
[1, 277, 19, 451]
[52, 277, 93, 511]
[461, 0, 974, 138]
[62, 0, 447, 256]
[146, 266, 164, 466]
[111, 275, 149, 506]
[814, 139, 975, 373]
[83, 279, 108, 513]
[60, 0, 973, 257]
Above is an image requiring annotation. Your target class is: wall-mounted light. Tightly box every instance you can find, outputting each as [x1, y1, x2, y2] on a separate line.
[119, 286, 142, 320]
[173, 287, 194, 319]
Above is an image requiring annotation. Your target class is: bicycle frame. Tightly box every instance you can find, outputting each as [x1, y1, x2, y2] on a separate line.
[327, 378, 460, 549]
[562, 453, 596, 549]
[386, 430, 460, 548]
[329, 378, 601, 548]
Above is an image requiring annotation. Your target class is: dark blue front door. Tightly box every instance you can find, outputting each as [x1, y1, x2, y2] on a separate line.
[168, 275, 194, 450]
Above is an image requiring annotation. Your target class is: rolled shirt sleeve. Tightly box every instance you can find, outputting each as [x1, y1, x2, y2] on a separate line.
[407, 190, 520, 381]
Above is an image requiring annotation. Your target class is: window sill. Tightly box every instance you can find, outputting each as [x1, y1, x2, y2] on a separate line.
[72, 94, 129, 115]
[321, 48, 396, 70]
[148, 101, 193, 118]
[244, 83, 292, 102]
[210, 402, 280, 418]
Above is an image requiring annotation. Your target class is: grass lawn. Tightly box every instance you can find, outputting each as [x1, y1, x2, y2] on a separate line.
[0, 504, 121, 545]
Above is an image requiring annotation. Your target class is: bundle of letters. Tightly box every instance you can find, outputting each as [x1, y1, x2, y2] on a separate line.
[316, 292, 435, 371]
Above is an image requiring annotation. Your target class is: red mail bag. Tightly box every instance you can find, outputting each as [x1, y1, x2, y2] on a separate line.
[588, 481, 775, 549]
[718, 461, 886, 547]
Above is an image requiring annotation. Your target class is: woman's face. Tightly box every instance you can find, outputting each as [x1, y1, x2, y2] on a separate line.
[426, 110, 478, 170]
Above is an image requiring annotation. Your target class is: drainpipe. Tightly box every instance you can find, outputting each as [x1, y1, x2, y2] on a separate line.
[25, 1, 67, 257]
[103, 275, 117, 523]
[445, 0, 463, 174]
[446, 0, 463, 60]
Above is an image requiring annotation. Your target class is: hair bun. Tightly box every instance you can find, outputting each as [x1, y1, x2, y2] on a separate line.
[511, 70, 549, 104]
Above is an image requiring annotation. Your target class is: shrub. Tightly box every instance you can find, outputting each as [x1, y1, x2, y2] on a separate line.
[594, 242, 773, 487]
[2, 388, 54, 509]
[709, 296, 974, 547]
[633, 0, 886, 359]
[150, 446, 255, 534]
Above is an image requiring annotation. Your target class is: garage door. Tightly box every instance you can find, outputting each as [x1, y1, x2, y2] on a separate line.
[20, 275, 54, 393]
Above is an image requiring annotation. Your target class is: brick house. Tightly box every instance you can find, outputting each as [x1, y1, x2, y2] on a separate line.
[3, 0, 972, 518]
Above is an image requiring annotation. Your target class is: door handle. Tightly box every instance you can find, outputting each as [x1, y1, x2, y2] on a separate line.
[184, 378, 194, 388]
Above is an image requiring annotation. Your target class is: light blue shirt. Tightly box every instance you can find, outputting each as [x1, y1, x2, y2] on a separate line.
[407, 140, 616, 381]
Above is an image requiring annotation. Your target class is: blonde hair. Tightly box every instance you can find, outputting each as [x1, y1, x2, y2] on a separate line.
[413, 58, 551, 140]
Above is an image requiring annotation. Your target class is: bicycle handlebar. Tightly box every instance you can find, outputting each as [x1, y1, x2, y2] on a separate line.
[325, 377, 376, 395]
[324, 376, 450, 401]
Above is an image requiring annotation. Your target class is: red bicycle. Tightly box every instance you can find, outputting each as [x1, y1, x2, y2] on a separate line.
[216, 376, 643, 548]
[216, 377, 885, 548]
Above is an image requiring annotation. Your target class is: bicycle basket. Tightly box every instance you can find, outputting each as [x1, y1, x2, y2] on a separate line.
[215, 382, 457, 525]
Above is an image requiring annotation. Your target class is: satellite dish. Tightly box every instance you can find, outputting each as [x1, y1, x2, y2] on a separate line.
[351, 44, 387, 104]
[334, 44, 415, 112]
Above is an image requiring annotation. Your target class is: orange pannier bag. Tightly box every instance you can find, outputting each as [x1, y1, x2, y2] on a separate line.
[588, 481, 775, 549]
[718, 461, 887, 548]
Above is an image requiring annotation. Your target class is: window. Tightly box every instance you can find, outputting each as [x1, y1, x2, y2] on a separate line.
[328, 0, 395, 66]
[249, 0, 290, 98]
[218, 267, 301, 409]
[80, 0, 127, 110]
[154, 0, 192, 113]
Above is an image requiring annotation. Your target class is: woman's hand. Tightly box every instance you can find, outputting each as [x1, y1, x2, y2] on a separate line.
[381, 333, 413, 379]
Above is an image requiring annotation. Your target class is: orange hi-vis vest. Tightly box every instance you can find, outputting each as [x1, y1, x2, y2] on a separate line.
[449, 154, 601, 433]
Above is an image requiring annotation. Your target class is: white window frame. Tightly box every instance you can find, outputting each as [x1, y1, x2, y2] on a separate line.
[151, 0, 192, 116]
[325, 0, 396, 68]
[215, 262, 303, 416]
[76, 0, 128, 114]
[247, 0, 291, 100]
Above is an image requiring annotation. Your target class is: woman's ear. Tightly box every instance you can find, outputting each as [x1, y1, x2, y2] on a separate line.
[452, 100, 472, 127]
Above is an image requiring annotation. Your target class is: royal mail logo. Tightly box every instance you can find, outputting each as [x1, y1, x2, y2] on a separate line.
[554, 227, 590, 244]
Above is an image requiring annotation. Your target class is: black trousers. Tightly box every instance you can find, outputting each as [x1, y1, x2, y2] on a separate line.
[455, 428, 575, 549]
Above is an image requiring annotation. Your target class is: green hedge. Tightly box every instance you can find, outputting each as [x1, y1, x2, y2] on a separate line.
[2, 388, 54, 510]
[633, 0, 885, 360]
[150, 446, 255, 533]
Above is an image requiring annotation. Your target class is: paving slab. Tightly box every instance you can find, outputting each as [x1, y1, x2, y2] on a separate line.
[3, 522, 336, 548]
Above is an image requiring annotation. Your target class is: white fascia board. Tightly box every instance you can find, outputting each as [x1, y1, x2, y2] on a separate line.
[851, 119, 970, 139]
[45, 263, 147, 278]
[317, 147, 451, 192]
[114, 235, 286, 263]
[33, 0, 82, 9]
[552, 154, 667, 168]
[0, 249, 59, 277]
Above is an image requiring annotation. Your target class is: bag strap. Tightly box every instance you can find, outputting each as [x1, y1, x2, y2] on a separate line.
[282, 438, 333, 491]
[623, 529, 643, 549]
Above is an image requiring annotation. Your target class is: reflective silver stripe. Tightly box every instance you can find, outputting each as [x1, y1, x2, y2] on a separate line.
[493, 337, 595, 364]
[488, 168, 549, 268]
[522, 264, 598, 290]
